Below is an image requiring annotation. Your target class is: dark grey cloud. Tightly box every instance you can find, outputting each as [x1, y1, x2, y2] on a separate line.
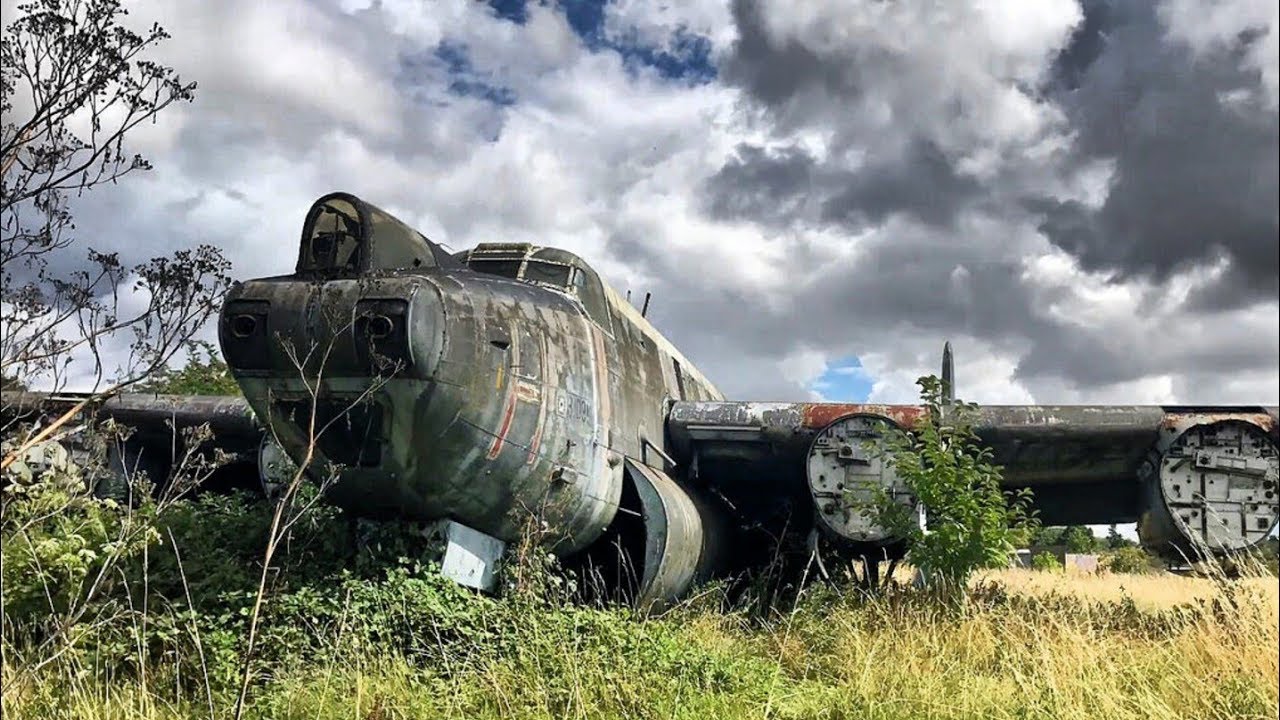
[703, 144, 816, 227]
[689, 0, 1278, 398]
[1038, 0, 1278, 306]
[705, 140, 985, 231]
[817, 140, 985, 229]
[720, 0, 845, 112]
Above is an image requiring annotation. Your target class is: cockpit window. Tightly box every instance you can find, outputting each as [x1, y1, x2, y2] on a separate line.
[572, 266, 612, 333]
[464, 243, 614, 333]
[523, 260, 571, 288]
[298, 193, 453, 277]
[366, 206, 437, 271]
[301, 198, 362, 274]
[469, 258, 522, 279]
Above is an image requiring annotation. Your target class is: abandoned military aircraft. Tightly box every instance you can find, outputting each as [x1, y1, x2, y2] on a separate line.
[5, 192, 1278, 605]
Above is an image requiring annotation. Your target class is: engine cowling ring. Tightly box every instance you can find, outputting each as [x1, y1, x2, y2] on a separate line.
[805, 414, 916, 546]
[1138, 417, 1279, 558]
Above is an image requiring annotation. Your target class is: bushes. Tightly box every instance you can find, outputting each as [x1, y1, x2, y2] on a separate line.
[3, 437, 752, 710]
[1032, 551, 1063, 572]
[7, 565, 1277, 720]
[868, 376, 1038, 594]
[1, 442, 159, 632]
[4, 433, 1277, 719]
[1105, 546, 1162, 575]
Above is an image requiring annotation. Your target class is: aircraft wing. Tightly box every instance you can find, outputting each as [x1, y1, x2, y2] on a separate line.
[2, 391, 264, 488]
[666, 399, 1280, 559]
[3, 391, 259, 442]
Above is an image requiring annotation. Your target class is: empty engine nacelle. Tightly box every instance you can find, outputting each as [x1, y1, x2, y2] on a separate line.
[1138, 417, 1279, 559]
[805, 414, 916, 551]
[576, 460, 729, 611]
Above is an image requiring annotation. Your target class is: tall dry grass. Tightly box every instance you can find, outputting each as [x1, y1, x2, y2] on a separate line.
[4, 567, 1276, 720]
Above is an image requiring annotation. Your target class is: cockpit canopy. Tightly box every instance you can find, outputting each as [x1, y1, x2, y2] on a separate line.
[297, 192, 455, 278]
[461, 243, 612, 330]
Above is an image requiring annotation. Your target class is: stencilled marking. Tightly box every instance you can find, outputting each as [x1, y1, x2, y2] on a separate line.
[555, 392, 591, 424]
[515, 379, 540, 403]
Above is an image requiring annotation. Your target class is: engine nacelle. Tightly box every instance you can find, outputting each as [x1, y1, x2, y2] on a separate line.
[1138, 417, 1279, 559]
[805, 414, 917, 549]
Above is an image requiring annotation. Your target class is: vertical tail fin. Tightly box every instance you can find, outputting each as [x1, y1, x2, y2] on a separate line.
[941, 341, 954, 405]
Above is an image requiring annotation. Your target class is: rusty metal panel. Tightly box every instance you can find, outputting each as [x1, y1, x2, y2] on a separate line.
[624, 460, 705, 610]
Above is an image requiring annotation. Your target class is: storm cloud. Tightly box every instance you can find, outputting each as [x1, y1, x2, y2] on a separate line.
[696, 0, 1278, 398]
[1037, 0, 1278, 306]
[12, 0, 1275, 404]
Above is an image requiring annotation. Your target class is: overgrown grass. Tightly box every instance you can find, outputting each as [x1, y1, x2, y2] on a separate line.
[3, 477, 1277, 720]
[4, 561, 1277, 719]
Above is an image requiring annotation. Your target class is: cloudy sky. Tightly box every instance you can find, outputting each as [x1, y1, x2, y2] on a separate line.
[24, 0, 1280, 404]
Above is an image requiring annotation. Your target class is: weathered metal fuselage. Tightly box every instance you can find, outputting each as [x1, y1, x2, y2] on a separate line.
[219, 193, 720, 559]
[212, 192, 1280, 583]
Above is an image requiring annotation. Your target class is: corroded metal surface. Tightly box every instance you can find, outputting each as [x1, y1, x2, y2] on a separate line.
[805, 414, 913, 543]
[1159, 409, 1278, 434]
[625, 460, 705, 609]
[1137, 417, 1279, 558]
[803, 404, 927, 431]
[1, 391, 260, 442]
[218, 194, 722, 563]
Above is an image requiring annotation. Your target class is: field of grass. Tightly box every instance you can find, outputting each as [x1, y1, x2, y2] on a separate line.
[4, 565, 1276, 720]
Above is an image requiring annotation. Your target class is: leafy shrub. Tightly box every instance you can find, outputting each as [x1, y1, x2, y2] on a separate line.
[869, 375, 1038, 595]
[1060, 525, 1102, 553]
[1032, 551, 1063, 572]
[134, 340, 241, 396]
[1, 438, 159, 630]
[1105, 546, 1161, 575]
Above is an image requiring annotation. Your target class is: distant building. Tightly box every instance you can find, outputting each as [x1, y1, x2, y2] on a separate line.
[1064, 553, 1099, 573]
[1013, 545, 1101, 573]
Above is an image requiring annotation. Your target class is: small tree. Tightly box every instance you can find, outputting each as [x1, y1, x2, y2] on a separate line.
[134, 340, 241, 396]
[1106, 523, 1135, 549]
[1061, 525, 1100, 554]
[1, 0, 230, 468]
[869, 376, 1037, 598]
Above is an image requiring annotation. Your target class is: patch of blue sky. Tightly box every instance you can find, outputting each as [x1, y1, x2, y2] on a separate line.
[431, 41, 517, 107]
[487, 0, 528, 24]
[491, 0, 716, 84]
[809, 356, 874, 403]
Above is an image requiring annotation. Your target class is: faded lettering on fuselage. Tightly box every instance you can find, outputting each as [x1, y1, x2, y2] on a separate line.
[555, 390, 591, 425]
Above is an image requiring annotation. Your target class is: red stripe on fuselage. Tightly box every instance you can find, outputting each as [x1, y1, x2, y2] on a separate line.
[487, 389, 518, 460]
[526, 334, 547, 465]
[526, 422, 543, 464]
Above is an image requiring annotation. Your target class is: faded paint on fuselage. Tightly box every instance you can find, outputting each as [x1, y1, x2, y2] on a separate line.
[221, 208, 721, 556]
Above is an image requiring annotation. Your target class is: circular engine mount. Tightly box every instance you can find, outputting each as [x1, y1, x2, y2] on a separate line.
[805, 414, 915, 544]
[1145, 419, 1279, 555]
